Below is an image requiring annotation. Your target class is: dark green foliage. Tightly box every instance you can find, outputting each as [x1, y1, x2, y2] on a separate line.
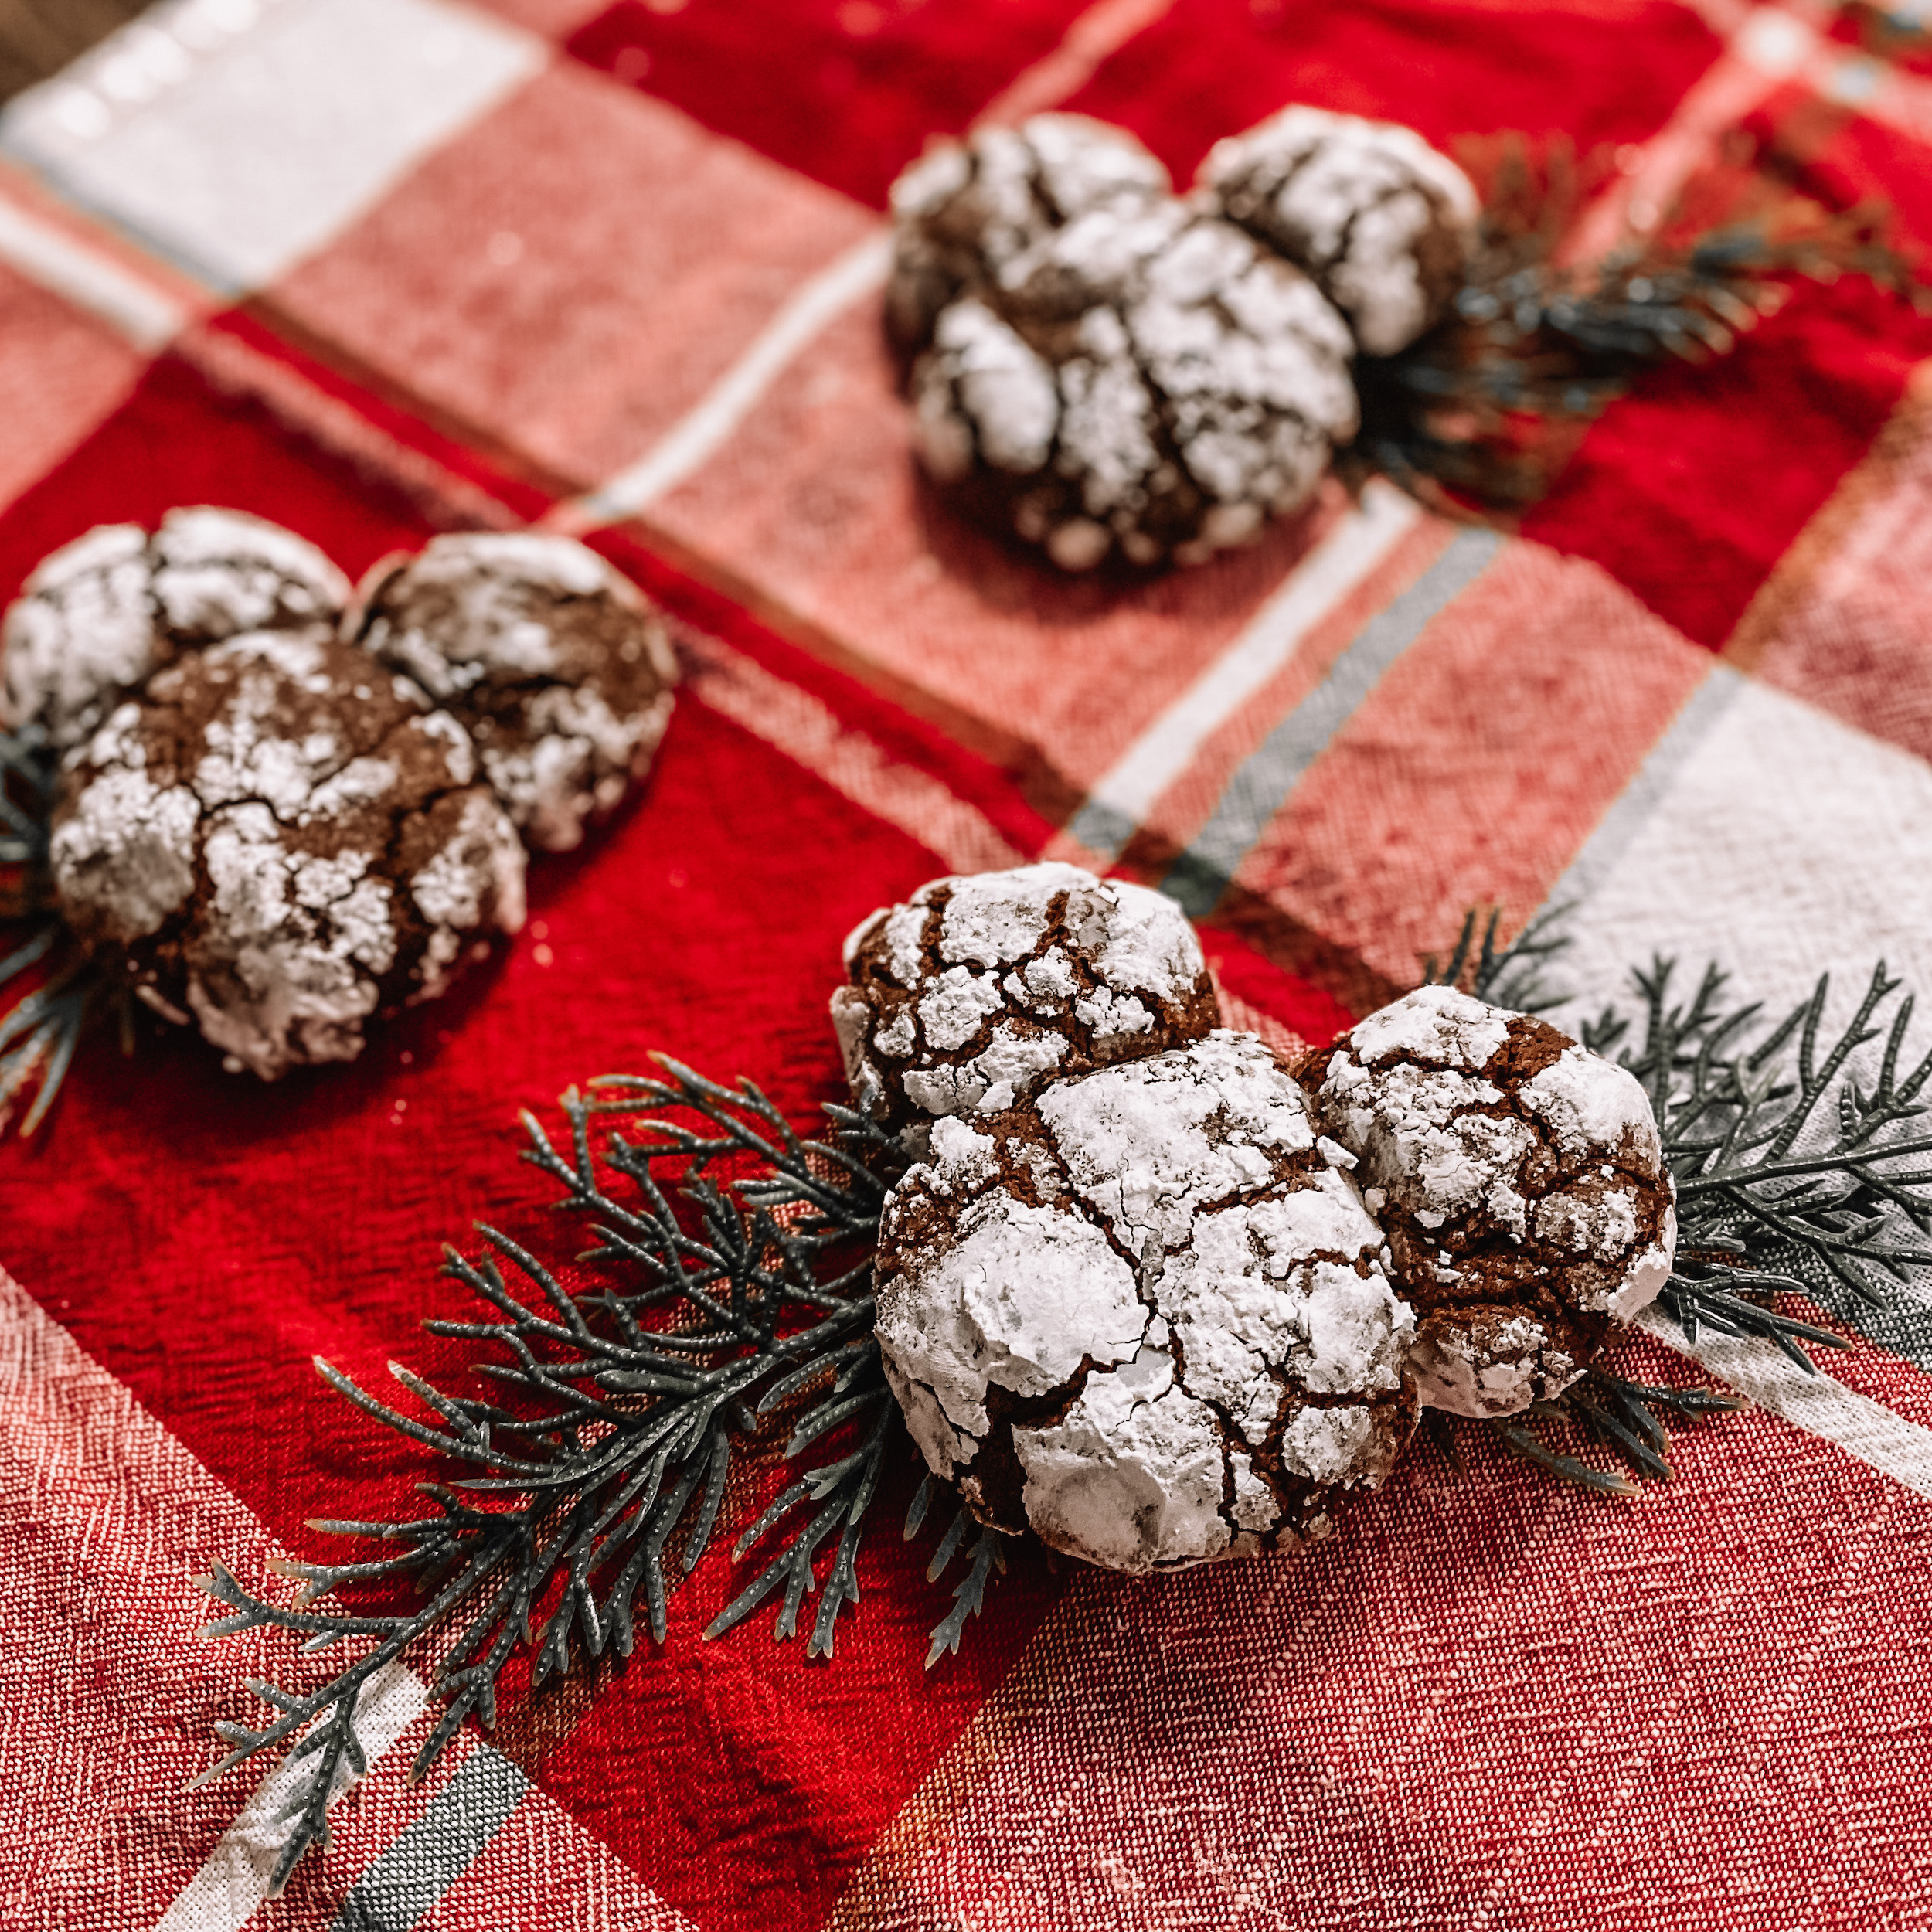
[1582, 957, 1932, 1368]
[1349, 141, 1927, 512]
[1423, 903, 1575, 1016]
[1427, 914, 1932, 1491]
[1491, 1368, 1747, 1498]
[0, 718, 112, 1134]
[904, 1472, 1009, 1669]
[195, 1063, 999, 1896]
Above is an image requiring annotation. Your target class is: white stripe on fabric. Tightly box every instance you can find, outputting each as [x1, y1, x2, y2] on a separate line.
[1543, 679, 1932, 1039]
[152, 1663, 429, 1932]
[1, 0, 545, 293]
[1066, 480, 1423, 864]
[559, 230, 893, 529]
[0, 192, 185, 350]
[1534, 663, 1742, 923]
[971, 0, 1179, 130]
[1638, 1308, 1932, 1501]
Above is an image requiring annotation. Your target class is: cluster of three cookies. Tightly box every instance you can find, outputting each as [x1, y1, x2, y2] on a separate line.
[889, 107, 1476, 570]
[2, 510, 676, 1077]
[832, 863, 1675, 1575]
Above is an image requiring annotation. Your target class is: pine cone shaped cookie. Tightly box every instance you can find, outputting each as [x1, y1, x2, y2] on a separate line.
[1199, 105, 1478, 357]
[875, 1032, 1417, 1573]
[349, 533, 679, 855]
[832, 861, 1219, 1141]
[51, 628, 526, 1079]
[886, 113, 1172, 355]
[910, 206, 1358, 569]
[1298, 984, 1676, 1417]
[2, 508, 350, 750]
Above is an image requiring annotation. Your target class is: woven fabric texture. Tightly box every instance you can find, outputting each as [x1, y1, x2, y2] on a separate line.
[2, 2, 1931, 1927]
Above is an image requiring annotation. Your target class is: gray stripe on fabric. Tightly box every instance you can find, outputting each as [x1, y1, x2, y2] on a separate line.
[1535, 662, 1745, 917]
[1064, 794, 1140, 866]
[1159, 526, 1504, 916]
[330, 1746, 529, 1932]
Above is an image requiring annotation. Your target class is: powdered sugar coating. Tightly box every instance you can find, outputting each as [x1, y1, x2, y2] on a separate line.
[1200, 105, 1478, 357]
[875, 1032, 1417, 1573]
[51, 628, 525, 1079]
[2, 509, 350, 749]
[351, 533, 679, 854]
[886, 114, 1172, 354]
[1405, 1304, 1593, 1420]
[834, 862, 1219, 1139]
[910, 206, 1356, 570]
[1300, 983, 1676, 1416]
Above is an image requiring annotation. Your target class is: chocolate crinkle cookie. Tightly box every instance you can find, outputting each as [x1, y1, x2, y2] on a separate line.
[50, 628, 526, 1080]
[886, 113, 1172, 356]
[832, 861, 1219, 1142]
[2, 508, 350, 751]
[1298, 984, 1677, 1418]
[349, 532, 678, 855]
[910, 204, 1358, 569]
[1199, 106, 1478, 358]
[874, 1032, 1417, 1573]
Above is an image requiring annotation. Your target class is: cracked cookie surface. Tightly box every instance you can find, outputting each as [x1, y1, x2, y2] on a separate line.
[909, 199, 1357, 570]
[1298, 983, 1676, 1417]
[350, 532, 679, 855]
[51, 628, 526, 1079]
[833, 861, 1219, 1144]
[875, 1031, 1417, 1573]
[2, 507, 350, 750]
[886, 113, 1172, 357]
[1199, 105, 1478, 358]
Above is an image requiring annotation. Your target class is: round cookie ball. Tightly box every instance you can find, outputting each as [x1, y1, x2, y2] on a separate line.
[349, 532, 679, 854]
[886, 113, 1172, 355]
[1298, 983, 1677, 1417]
[2, 508, 350, 750]
[874, 1031, 1417, 1573]
[50, 627, 526, 1079]
[832, 861, 1219, 1142]
[1198, 106, 1478, 357]
[909, 208, 1358, 569]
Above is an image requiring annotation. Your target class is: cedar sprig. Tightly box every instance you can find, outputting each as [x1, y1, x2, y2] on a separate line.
[1350, 139, 1928, 512]
[0, 718, 114, 1134]
[1428, 915, 1932, 1491]
[1490, 1367, 1747, 1498]
[194, 1062, 995, 1896]
[1586, 957, 1932, 1354]
[904, 1472, 1009, 1668]
[1423, 902, 1574, 1015]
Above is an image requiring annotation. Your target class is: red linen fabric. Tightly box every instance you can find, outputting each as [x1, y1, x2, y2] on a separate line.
[2, 2, 1931, 1927]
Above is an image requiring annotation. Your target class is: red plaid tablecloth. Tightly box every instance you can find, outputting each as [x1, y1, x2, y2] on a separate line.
[5, 1, 1932, 1926]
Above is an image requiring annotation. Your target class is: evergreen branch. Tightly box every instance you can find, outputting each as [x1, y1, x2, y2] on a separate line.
[1422, 903, 1575, 1013]
[1347, 137, 1929, 512]
[1425, 909, 1932, 1485]
[920, 1512, 1009, 1670]
[1457, 1366, 1747, 1497]
[196, 1066, 938, 1895]
[0, 719, 116, 1135]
